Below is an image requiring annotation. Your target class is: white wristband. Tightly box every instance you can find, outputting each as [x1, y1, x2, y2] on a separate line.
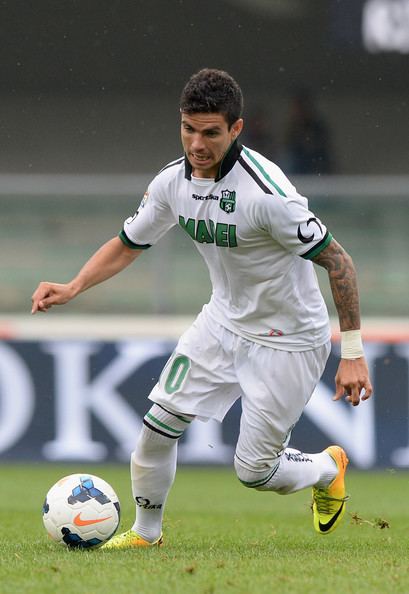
[341, 330, 364, 359]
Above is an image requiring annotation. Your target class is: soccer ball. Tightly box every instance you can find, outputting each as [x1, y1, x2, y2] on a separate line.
[42, 473, 120, 549]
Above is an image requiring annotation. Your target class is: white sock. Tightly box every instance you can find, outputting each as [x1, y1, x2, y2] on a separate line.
[258, 448, 337, 494]
[235, 447, 337, 495]
[130, 404, 193, 542]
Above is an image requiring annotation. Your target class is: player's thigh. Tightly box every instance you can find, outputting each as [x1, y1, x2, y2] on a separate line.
[149, 313, 241, 421]
[235, 342, 330, 467]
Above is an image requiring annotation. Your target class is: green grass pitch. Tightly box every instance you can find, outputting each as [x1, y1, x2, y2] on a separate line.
[1, 464, 409, 594]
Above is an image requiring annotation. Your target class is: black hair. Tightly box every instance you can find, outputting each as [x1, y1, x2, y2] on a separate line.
[180, 68, 244, 128]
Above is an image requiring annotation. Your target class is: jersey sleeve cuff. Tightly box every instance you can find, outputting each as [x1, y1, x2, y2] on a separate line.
[301, 231, 332, 260]
[119, 229, 152, 250]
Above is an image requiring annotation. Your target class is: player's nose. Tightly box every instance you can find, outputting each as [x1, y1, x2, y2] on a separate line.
[190, 133, 206, 152]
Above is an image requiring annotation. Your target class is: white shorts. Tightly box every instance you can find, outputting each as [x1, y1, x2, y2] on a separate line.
[149, 309, 330, 465]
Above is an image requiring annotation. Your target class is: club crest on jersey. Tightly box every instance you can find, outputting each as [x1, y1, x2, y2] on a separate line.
[220, 189, 236, 214]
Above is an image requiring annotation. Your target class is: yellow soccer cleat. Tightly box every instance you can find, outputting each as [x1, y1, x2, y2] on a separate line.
[101, 529, 163, 550]
[312, 445, 350, 535]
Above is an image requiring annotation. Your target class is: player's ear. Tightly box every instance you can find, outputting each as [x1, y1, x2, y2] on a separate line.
[231, 118, 244, 139]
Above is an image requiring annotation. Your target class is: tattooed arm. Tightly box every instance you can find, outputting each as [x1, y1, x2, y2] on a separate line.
[312, 238, 360, 331]
[312, 238, 373, 406]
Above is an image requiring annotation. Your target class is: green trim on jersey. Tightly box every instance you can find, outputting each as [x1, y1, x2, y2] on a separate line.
[301, 232, 333, 260]
[118, 230, 151, 250]
[242, 147, 287, 197]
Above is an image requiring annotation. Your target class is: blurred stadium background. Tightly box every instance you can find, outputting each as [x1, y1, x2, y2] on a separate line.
[2, 0, 409, 318]
[1, 0, 409, 467]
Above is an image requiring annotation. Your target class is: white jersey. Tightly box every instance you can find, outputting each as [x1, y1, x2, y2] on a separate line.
[121, 143, 332, 351]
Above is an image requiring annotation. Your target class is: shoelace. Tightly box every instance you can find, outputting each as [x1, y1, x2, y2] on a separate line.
[314, 490, 350, 514]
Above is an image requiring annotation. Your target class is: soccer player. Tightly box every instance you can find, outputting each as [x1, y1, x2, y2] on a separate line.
[31, 68, 373, 546]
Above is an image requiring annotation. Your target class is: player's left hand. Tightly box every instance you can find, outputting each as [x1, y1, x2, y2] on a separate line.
[333, 357, 373, 406]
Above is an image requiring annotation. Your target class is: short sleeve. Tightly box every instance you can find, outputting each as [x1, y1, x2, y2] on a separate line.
[120, 176, 176, 249]
[255, 192, 332, 259]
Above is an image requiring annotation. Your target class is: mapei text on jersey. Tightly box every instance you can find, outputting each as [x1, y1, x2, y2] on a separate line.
[179, 215, 238, 248]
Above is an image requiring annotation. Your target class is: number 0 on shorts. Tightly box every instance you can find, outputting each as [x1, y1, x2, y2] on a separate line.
[163, 355, 191, 394]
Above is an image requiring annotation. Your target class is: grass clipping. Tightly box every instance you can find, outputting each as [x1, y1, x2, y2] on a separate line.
[350, 512, 390, 529]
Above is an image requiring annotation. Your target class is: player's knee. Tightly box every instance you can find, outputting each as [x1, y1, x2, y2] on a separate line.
[234, 456, 277, 490]
[136, 403, 194, 455]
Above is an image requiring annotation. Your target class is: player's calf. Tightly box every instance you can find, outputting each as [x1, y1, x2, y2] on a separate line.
[130, 404, 195, 543]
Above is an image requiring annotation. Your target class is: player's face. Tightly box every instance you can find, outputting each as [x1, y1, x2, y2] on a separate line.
[181, 112, 243, 178]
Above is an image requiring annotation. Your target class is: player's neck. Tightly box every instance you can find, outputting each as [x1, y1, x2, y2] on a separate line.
[191, 175, 215, 186]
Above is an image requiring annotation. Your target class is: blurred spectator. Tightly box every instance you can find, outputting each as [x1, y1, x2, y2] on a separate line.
[241, 107, 277, 160]
[283, 89, 334, 174]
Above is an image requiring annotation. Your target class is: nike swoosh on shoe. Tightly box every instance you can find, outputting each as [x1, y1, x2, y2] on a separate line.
[318, 501, 345, 533]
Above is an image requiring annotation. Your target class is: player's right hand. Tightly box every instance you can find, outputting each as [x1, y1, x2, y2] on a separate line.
[333, 357, 373, 406]
[31, 282, 77, 314]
